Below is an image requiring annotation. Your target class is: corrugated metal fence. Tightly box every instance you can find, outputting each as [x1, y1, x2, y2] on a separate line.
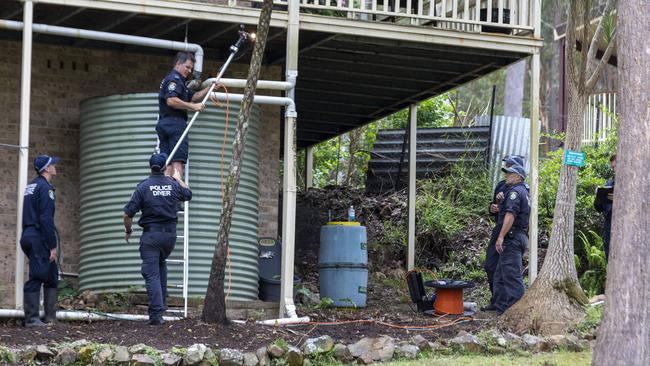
[365, 116, 536, 192]
[365, 126, 489, 193]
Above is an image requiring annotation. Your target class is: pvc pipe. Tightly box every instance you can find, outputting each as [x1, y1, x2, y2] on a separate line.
[201, 77, 294, 91]
[209, 92, 297, 116]
[407, 104, 417, 271]
[0, 309, 180, 322]
[0, 19, 204, 79]
[15, 0, 33, 310]
[256, 316, 310, 326]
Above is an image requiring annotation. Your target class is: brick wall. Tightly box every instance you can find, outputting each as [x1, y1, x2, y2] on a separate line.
[0, 40, 280, 307]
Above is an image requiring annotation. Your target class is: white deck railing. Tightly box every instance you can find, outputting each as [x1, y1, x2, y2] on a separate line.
[582, 92, 617, 145]
[227, 0, 535, 34]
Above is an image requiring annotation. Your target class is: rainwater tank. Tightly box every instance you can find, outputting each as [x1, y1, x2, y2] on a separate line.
[78, 93, 261, 300]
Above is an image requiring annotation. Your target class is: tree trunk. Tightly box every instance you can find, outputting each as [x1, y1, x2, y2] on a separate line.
[201, 0, 273, 324]
[501, 0, 615, 335]
[345, 129, 360, 186]
[504, 60, 526, 117]
[593, 0, 650, 363]
[502, 88, 589, 335]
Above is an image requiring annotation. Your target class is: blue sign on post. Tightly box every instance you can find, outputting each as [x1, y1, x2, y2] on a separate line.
[564, 149, 586, 167]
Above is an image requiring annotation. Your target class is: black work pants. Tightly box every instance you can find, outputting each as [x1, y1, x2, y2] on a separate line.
[493, 232, 528, 315]
[20, 229, 58, 293]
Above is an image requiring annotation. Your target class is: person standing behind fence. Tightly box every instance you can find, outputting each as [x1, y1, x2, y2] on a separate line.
[482, 155, 525, 312]
[20, 154, 61, 327]
[156, 52, 212, 178]
[594, 154, 616, 260]
[123, 153, 192, 325]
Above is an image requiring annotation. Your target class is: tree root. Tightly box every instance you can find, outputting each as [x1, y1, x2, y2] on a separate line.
[499, 278, 586, 335]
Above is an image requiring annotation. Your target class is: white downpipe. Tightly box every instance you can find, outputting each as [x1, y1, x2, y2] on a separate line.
[407, 104, 417, 271]
[256, 316, 310, 326]
[0, 309, 180, 322]
[15, 0, 33, 310]
[209, 92, 296, 115]
[0, 19, 204, 78]
[202, 77, 294, 91]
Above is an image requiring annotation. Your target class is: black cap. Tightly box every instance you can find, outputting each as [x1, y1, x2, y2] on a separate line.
[149, 153, 168, 172]
[502, 155, 525, 168]
[502, 164, 527, 180]
[33, 155, 60, 173]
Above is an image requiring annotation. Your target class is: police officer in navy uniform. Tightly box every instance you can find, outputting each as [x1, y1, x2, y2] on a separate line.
[20, 154, 61, 326]
[156, 52, 212, 178]
[123, 153, 192, 325]
[594, 154, 616, 260]
[493, 163, 530, 315]
[482, 155, 525, 312]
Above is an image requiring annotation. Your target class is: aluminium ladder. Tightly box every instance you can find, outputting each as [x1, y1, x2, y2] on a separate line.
[163, 160, 190, 318]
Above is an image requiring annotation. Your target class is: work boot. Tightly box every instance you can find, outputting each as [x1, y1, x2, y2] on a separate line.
[147, 316, 166, 326]
[480, 304, 497, 312]
[43, 287, 58, 324]
[23, 291, 45, 327]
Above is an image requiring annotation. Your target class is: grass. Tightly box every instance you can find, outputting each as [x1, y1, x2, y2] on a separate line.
[386, 350, 592, 366]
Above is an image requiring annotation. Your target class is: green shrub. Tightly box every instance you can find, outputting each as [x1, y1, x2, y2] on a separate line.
[576, 230, 607, 297]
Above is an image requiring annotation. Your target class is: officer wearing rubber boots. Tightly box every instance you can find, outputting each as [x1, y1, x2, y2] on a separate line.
[123, 153, 192, 325]
[156, 52, 212, 178]
[492, 163, 530, 316]
[20, 154, 61, 326]
[482, 155, 525, 312]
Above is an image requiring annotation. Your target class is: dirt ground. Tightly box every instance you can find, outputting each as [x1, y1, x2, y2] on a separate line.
[0, 276, 495, 351]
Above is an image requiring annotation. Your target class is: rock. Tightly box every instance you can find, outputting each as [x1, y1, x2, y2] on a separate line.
[496, 336, 507, 347]
[70, 339, 90, 350]
[219, 348, 244, 366]
[267, 344, 285, 358]
[396, 344, 419, 359]
[302, 335, 335, 355]
[349, 336, 395, 362]
[129, 344, 149, 355]
[522, 334, 543, 349]
[55, 347, 78, 365]
[577, 339, 591, 352]
[332, 344, 353, 362]
[358, 352, 374, 365]
[489, 346, 507, 355]
[428, 341, 444, 352]
[92, 346, 113, 365]
[410, 335, 429, 350]
[114, 346, 131, 364]
[255, 347, 271, 366]
[302, 359, 313, 366]
[286, 346, 303, 366]
[184, 344, 207, 366]
[130, 353, 156, 366]
[35, 345, 55, 361]
[546, 334, 582, 352]
[348, 337, 373, 357]
[450, 332, 486, 353]
[203, 348, 217, 364]
[242, 352, 258, 366]
[161, 353, 182, 366]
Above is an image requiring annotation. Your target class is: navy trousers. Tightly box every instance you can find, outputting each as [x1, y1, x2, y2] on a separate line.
[484, 227, 500, 304]
[493, 232, 528, 315]
[20, 229, 58, 293]
[139, 231, 176, 319]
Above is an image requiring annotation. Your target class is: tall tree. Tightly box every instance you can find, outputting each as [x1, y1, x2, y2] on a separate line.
[593, 0, 650, 363]
[202, 0, 273, 324]
[502, 0, 616, 335]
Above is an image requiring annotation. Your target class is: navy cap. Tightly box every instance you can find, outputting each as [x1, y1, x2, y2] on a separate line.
[33, 155, 60, 173]
[502, 155, 525, 168]
[502, 164, 527, 180]
[149, 153, 168, 172]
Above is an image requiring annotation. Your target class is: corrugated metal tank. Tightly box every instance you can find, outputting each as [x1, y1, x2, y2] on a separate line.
[79, 93, 261, 300]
